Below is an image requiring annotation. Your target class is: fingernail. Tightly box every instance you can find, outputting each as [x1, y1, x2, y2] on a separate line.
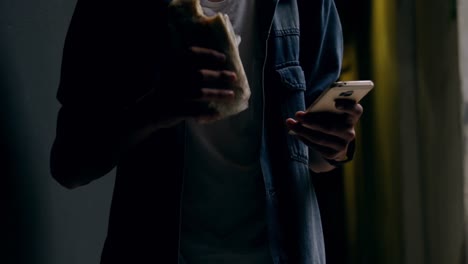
[225, 72, 237, 81]
[286, 118, 297, 125]
[219, 53, 227, 61]
[225, 90, 235, 96]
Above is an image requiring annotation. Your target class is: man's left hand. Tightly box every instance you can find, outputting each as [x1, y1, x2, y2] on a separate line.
[285, 99, 363, 171]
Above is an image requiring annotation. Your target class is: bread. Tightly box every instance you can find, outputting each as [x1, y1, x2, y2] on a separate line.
[167, 0, 251, 120]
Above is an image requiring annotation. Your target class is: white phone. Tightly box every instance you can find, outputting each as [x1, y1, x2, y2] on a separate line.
[306, 80, 374, 112]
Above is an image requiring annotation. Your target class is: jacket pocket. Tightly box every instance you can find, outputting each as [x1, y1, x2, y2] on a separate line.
[275, 65, 307, 92]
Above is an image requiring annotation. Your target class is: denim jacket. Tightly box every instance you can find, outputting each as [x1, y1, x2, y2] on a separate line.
[259, 1, 343, 264]
[56, 0, 342, 263]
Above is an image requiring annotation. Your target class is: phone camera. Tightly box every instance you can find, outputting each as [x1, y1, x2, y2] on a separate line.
[339, 91, 354, 97]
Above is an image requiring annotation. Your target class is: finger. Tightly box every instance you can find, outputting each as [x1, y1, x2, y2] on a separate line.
[297, 122, 356, 142]
[286, 118, 347, 154]
[297, 136, 344, 160]
[286, 119, 342, 159]
[293, 129, 346, 156]
[193, 88, 235, 102]
[197, 69, 237, 88]
[294, 112, 356, 142]
[195, 114, 222, 124]
[335, 99, 363, 118]
[295, 111, 354, 130]
[185, 69, 236, 97]
[188, 46, 227, 69]
[190, 46, 226, 61]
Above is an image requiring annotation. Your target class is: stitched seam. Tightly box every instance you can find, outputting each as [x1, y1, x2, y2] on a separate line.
[272, 28, 300, 37]
[275, 61, 300, 69]
[290, 154, 308, 164]
[282, 81, 305, 89]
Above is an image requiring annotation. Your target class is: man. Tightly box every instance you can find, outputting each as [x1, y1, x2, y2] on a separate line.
[50, 0, 362, 263]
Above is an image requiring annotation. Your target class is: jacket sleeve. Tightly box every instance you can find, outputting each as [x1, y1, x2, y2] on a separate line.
[298, 0, 344, 107]
[50, 1, 167, 188]
[298, 0, 353, 170]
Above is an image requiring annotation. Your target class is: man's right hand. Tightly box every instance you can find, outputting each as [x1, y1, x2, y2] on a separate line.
[152, 46, 237, 129]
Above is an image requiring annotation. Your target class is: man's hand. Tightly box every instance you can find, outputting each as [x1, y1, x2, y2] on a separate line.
[285, 99, 363, 172]
[153, 46, 238, 128]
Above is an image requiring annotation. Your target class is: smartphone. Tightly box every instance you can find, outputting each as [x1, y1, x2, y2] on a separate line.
[306, 80, 374, 112]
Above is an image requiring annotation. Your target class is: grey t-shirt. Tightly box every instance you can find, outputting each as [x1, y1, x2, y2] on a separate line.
[179, 1, 271, 263]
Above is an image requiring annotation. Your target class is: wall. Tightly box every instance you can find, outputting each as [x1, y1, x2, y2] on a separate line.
[459, 0, 468, 260]
[1, 1, 115, 263]
[412, 0, 465, 263]
[345, 0, 467, 263]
